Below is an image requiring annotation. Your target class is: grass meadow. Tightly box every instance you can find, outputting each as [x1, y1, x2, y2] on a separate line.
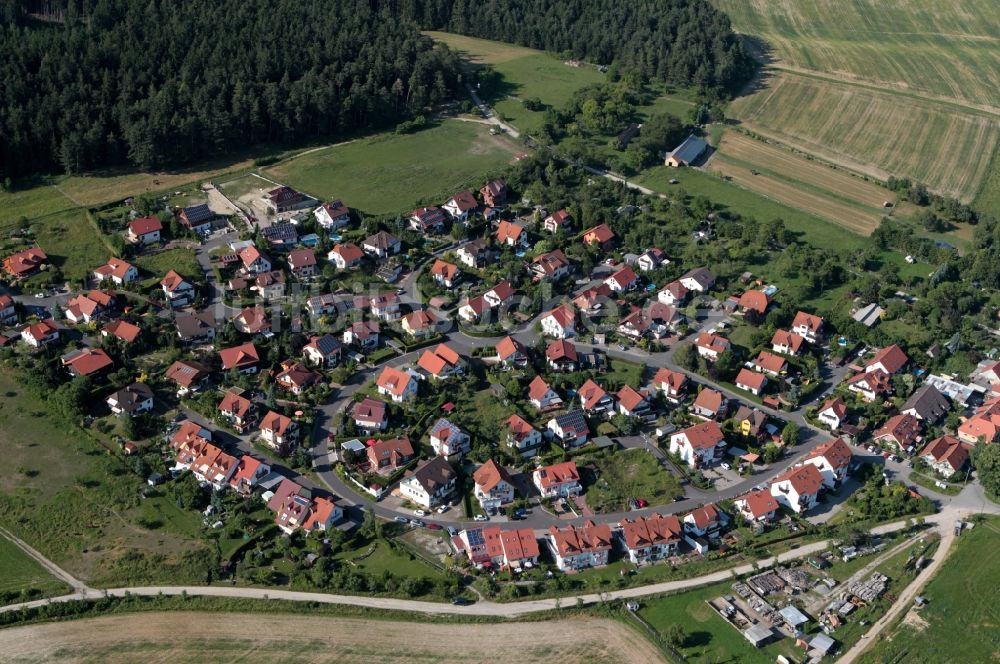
[0, 535, 70, 599]
[858, 518, 1000, 663]
[263, 121, 520, 215]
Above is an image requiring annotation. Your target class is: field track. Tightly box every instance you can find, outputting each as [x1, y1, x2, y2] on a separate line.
[0, 611, 665, 664]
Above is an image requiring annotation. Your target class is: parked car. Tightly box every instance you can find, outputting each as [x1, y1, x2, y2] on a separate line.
[474, 514, 488, 522]
[425, 522, 442, 530]
[720, 462, 731, 471]
[411, 519, 425, 528]
[394, 516, 409, 524]
[451, 597, 474, 606]
[435, 505, 450, 514]
[447, 526, 459, 536]
[413, 509, 427, 517]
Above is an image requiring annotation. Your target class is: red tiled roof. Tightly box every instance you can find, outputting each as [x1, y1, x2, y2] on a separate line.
[578, 379, 610, 410]
[583, 223, 615, 244]
[693, 388, 724, 414]
[288, 249, 317, 269]
[376, 366, 414, 396]
[754, 351, 787, 374]
[820, 397, 848, 419]
[920, 435, 970, 472]
[544, 304, 575, 328]
[736, 368, 767, 391]
[774, 464, 824, 496]
[128, 215, 162, 236]
[161, 270, 189, 293]
[3, 246, 47, 276]
[804, 437, 853, 470]
[548, 520, 612, 556]
[496, 220, 525, 244]
[219, 389, 252, 417]
[534, 461, 579, 489]
[618, 514, 682, 549]
[687, 503, 719, 529]
[430, 259, 459, 280]
[473, 459, 513, 493]
[63, 348, 113, 376]
[679, 420, 724, 449]
[528, 375, 555, 402]
[496, 336, 525, 362]
[793, 311, 824, 334]
[103, 319, 141, 343]
[653, 368, 687, 392]
[617, 385, 647, 412]
[739, 489, 779, 517]
[219, 342, 260, 370]
[739, 289, 771, 315]
[867, 344, 909, 374]
[771, 329, 805, 353]
[546, 339, 578, 362]
[260, 410, 293, 436]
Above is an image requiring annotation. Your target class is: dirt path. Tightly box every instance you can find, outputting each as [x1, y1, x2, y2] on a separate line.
[0, 611, 665, 664]
[837, 520, 958, 664]
[0, 527, 91, 593]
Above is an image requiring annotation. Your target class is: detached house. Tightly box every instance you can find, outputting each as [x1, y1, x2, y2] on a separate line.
[366, 436, 415, 474]
[752, 351, 787, 376]
[679, 266, 715, 293]
[920, 435, 971, 478]
[658, 280, 688, 306]
[866, 344, 909, 375]
[670, 421, 725, 468]
[735, 490, 780, 524]
[456, 239, 495, 269]
[409, 206, 447, 234]
[495, 336, 528, 368]
[771, 329, 805, 356]
[958, 398, 1000, 444]
[738, 289, 771, 321]
[684, 503, 725, 539]
[692, 388, 727, 419]
[547, 521, 613, 571]
[430, 259, 461, 288]
[21, 319, 60, 348]
[529, 376, 563, 411]
[582, 223, 616, 250]
[484, 280, 517, 309]
[695, 332, 730, 361]
[653, 367, 689, 403]
[532, 461, 581, 498]
[287, 249, 317, 278]
[399, 456, 456, 509]
[901, 385, 950, 422]
[401, 309, 439, 337]
[546, 339, 578, 372]
[578, 379, 616, 417]
[736, 368, 767, 396]
[541, 304, 576, 339]
[617, 514, 683, 564]
[0, 294, 15, 324]
[443, 191, 478, 223]
[106, 382, 154, 417]
[219, 388, 256, 433]
[234, 305, 271, 336]
[178, 204, 215, 234]
[496, 220, 528, 247]
[127, 216, 162, 244]
[875, 413, 923, 453]
[65, 290, 114, 324]
[801, 437, 853, 489]
[770, 464, 824, 514]
[219, 342, 260, 374]
[376, 366, 418, 403]
[343, 320, 380, 350]
[362, 231, 401, 258]
[530, 249, 572, 281]
[165, 360, 210, 395]
[479, 179, 508, 207]
[352, 398, 388, 432]
[175, 311, 215, 345]
[302, 334, 342, 368]
[417, 343, 465, 380]
[370, 292, 401, 321]
[547, 410, 590, 448]
[846, 369, 893, 402]
[817, 397, 848, 431]
[102, 319, 141, 345]
[93, 257, 139, 285]
[254, 270, 286, 300]
[328, 243, 364, 270]
[506, 414, 543, 457]
[314, 200, 351, 229]
[543, 209, 572, 233]
[473, 459, 516, 513]
[259, 410, 300, 454]
[161, 271, 196, 308]
[275, 360, 322, 395]
[239, 245, 272, 274]
[3, 246, 47, 279]
[636, 248, 667, 272]
[617, 385, 651, 418]
[792, 311, 824, 342]
[604, 265, 639, 292]
[429, 418, 471, 457]
[62, 347, 113, 378]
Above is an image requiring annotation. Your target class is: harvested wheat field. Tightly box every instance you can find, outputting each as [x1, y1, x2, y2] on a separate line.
[731, 72, 1000, 201]
[0, 611, 666, 664]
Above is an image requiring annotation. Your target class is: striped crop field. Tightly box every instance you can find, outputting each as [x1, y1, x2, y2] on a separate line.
[729, 72, 1000, 202]
[707, 131, 903, 235]
[714, 0, 1000, 110]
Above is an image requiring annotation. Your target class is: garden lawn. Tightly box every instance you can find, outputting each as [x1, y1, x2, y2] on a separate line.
[580, 448, 680, 513]
[135, 248, 201, 280]
[263, 121, 519, 215]
[0, 182, 77, 222]
[603, 357, 646, 390]
[0, 209, 111, 284]
[0, 535, 71, 599]
[638, 582, 802, 664]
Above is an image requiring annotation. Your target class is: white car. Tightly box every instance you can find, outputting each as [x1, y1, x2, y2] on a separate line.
[435, 505, 449, 514]
[720, 462, 731, 471]
[413, 509, 427, 517]
[474, 514, 488, 522]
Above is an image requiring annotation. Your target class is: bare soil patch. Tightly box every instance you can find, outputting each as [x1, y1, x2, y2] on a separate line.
[0, 611, 665, 663]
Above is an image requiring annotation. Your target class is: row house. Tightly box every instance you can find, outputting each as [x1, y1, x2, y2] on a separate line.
[547, 521, 613, 571]
[617, 514, 683, 564]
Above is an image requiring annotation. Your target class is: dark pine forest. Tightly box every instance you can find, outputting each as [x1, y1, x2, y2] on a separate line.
[0, 0, 753, 180]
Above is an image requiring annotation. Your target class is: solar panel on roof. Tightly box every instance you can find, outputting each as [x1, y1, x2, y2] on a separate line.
[466, 528, 485, 545]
